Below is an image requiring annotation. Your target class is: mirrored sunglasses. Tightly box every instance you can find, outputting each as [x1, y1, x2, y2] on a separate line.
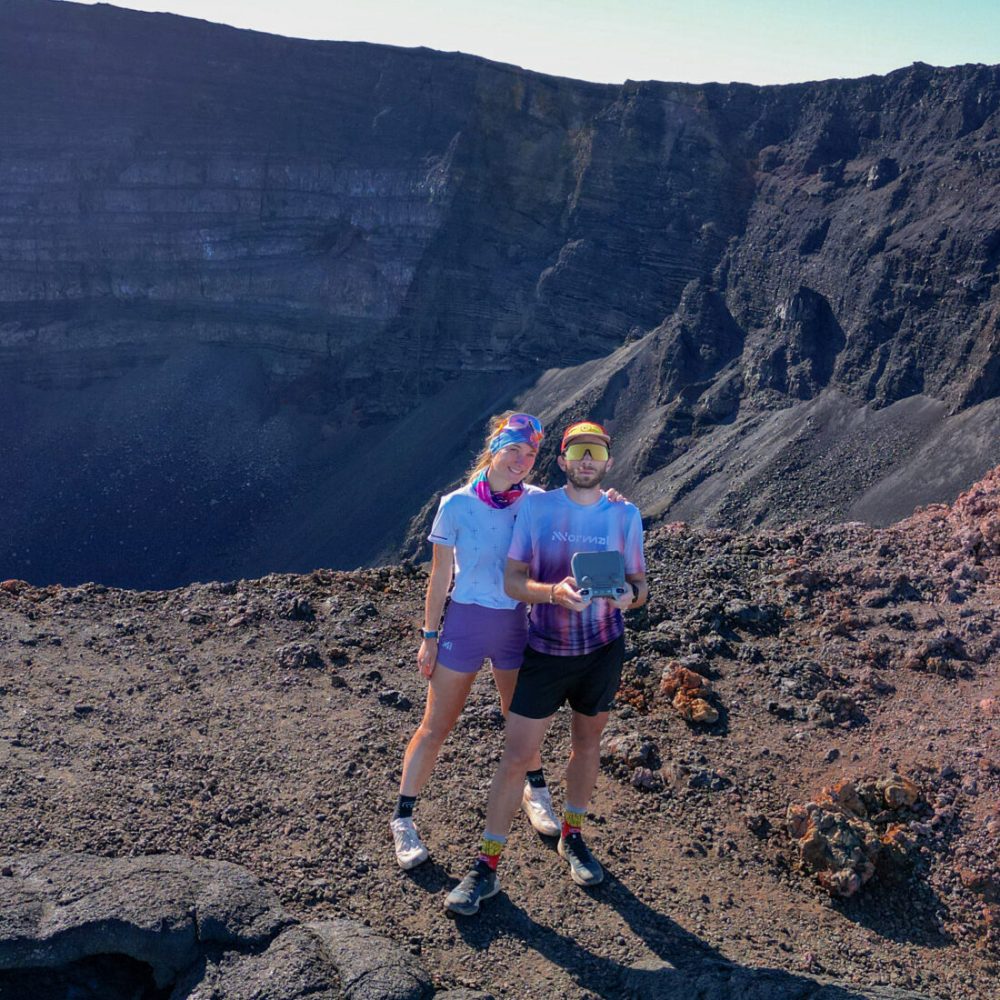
[563, 442, 609, 461]
[505, 413, 543, 434]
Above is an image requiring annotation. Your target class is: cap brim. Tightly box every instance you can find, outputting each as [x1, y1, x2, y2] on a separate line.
[562, 433, 611, 447]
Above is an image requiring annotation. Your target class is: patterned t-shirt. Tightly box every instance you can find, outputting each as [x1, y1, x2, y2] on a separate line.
[507, 487, 646, 655]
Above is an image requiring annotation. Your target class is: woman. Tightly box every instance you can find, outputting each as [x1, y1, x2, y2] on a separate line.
[390, 412, 561, 869]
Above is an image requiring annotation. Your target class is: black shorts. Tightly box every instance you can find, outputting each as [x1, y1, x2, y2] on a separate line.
[509, 635, 625, 719]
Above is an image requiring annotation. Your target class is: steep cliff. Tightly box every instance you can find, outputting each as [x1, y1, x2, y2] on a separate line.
[3, 0, 1000, 586]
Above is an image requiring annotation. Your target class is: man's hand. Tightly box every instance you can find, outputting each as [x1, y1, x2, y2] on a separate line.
[610, 587, 635, 612]
[552, 576, 589, 612]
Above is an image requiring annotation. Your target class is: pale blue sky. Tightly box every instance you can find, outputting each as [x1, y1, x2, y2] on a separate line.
[60, 0, 1000, 85]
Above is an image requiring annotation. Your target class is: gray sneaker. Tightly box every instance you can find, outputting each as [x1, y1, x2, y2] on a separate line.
[444, 861, 500, 916]
[558, 831, 604, 886]
[390, 817, 429, 870]
[522, 781, 560, 836]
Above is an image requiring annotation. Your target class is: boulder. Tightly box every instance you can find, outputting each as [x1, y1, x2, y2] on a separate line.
[0, 853, 445, 999]
[0, 852, 288, 989]
[786, 776, 927, 897]
[171, 926, 341, 1000]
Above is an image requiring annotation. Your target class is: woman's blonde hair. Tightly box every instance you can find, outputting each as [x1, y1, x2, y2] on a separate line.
[465, 411, 533, 483]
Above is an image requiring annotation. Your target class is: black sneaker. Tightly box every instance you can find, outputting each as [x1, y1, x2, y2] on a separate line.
[558, 831, 604, 886]
[444, 860, 500, 916]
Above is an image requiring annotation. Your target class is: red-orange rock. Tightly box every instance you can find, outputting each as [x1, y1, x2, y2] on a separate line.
[786, 802, 879, 898]
[659, 664, 711, 699]
[788, 774, 924, 898]
[823, 780, 866, 818]
[661, 664, 718, 724]
[672, 689, 719, 724]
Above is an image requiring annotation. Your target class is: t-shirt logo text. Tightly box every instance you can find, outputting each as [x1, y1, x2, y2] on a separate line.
[552, 530, 608, 545]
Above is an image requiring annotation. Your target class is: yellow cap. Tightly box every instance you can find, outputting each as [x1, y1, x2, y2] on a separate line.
[561, 420, 611, 451]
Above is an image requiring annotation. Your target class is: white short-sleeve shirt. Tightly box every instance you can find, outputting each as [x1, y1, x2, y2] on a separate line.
[428, 482, 543, 609]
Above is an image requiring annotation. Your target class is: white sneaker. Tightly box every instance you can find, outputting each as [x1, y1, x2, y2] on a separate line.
[521, 782, 560, 836]
[390, 817, 429, 870]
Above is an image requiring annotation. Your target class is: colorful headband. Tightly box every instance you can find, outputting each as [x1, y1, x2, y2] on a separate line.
[489, 412, 544, 453]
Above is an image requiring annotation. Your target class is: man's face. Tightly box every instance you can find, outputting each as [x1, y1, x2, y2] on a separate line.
[558, 435, 613, 489]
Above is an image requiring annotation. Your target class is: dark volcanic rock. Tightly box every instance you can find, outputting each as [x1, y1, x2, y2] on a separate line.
[0, 852, 448, 999]
[308, 920, 433, 1000]
[3, 2, 1000, 587]
[0, 852, 288, 988]
[169, 925, 342, 1000]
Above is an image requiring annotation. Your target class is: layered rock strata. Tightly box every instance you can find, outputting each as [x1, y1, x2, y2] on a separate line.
[4, 1, 1000, 585]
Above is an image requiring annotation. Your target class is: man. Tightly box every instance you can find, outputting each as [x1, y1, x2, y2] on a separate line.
[445, 420, 648, 916]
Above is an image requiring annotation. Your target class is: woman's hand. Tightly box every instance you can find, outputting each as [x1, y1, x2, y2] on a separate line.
[605, 487, 628, 504]
[417, 638, 438, 678]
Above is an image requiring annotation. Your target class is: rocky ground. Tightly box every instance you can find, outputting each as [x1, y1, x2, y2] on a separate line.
[2, 471, 999, 999]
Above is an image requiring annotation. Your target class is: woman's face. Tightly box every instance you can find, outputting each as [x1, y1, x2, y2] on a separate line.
[490, 441, 538, 481]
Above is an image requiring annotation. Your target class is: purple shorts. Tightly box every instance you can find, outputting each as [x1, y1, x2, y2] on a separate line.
[435, 601, 528, 673]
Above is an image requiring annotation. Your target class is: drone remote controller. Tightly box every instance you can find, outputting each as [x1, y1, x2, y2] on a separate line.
[571, 550, 627, 599]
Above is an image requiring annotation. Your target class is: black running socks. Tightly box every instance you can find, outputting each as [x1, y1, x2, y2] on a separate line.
[394, 794, 417, 820]
[525, 768, 547, 789]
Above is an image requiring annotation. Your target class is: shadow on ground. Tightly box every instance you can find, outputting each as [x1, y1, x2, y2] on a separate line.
[451, 867, 936, 999]
[834, 858, 953, 949]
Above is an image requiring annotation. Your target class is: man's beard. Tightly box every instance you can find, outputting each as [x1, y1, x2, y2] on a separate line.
[565, 466, 606, 489]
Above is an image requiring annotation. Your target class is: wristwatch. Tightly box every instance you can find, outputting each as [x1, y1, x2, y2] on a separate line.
[420, 628, 439, 639]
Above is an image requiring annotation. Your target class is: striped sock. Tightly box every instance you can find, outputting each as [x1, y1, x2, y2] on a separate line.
[562, 804, 586, 840]
[476, 831, 507, 871]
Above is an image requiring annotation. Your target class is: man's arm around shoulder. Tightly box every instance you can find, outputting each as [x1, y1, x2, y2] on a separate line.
[614, 503, 647, 610]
